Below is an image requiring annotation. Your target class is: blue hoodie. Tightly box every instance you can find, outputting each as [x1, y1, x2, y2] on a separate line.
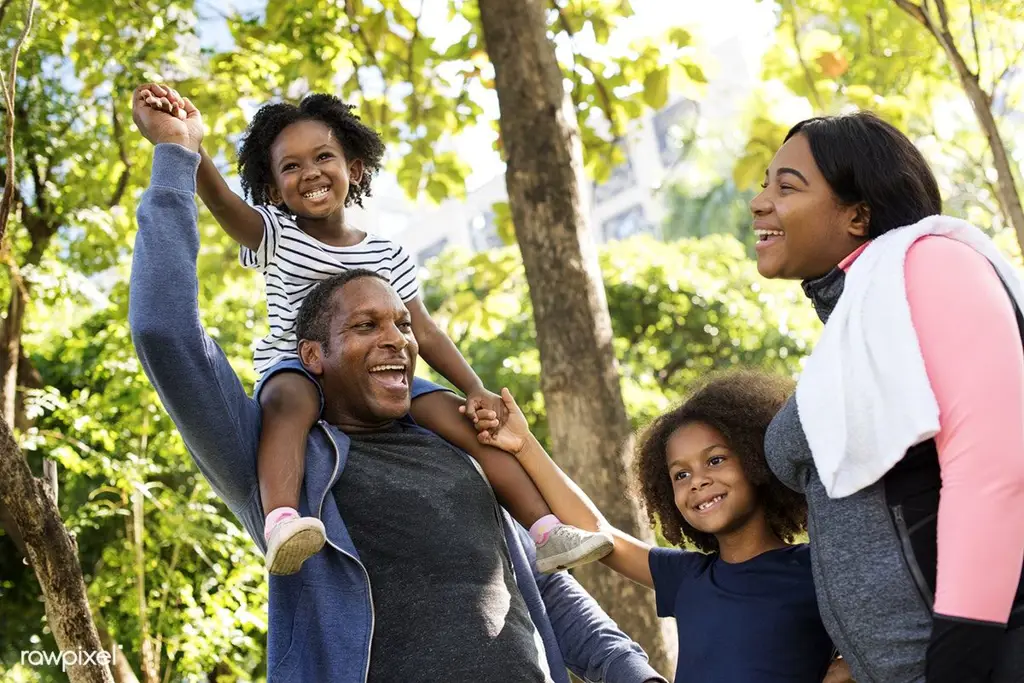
[129, 143, 665, 683]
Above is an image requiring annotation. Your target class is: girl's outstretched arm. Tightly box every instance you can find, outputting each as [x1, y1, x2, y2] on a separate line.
[196, 146, 264, 251]
[476, 388, 656, 589]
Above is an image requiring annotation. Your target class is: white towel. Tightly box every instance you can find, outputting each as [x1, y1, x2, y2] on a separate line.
[795, 215, 1024, 498]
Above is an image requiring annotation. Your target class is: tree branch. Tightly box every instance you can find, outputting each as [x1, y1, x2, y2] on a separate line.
[108, 97, 131, 208]
[967, 0, 981, 81]
[891, 0, 932, 32]
[0, 0, 36, 245]
[344, 0, 390, 130]
[0, 0, 13, 30]
[551, 0, 582, 110]
[554, 4, 618, 139]
[785, 0, 825, 112]
[404, 0, 424, 126]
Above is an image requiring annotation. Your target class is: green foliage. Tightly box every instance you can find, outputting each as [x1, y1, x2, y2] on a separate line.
[421, 235, 819, 447]
[186, 0, 706, 193]
[738, 0, 1024, 241]
[2, 260, 267, 681]
[662, 180, 756, 246]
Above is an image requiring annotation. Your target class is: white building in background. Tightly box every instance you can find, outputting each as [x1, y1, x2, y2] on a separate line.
[348, 32, 755, 267]
[347, 96, 698, 268]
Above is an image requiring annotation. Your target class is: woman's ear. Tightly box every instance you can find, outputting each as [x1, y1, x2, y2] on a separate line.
[848, 202, 871, 239]
[298, 340, 325, 377]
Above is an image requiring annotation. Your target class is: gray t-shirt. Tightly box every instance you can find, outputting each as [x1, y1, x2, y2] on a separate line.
[333, 421, 550, 683]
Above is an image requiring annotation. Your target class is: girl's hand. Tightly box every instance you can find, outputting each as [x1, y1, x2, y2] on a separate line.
[132, 84, 202, 152]
[463, 387, 508, 436]
[460, 388, 531, 455]
[822, 657, 854, 683]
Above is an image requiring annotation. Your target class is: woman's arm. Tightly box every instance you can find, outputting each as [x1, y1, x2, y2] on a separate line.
[905, 236, 1024, 682]
[478, 388, 656, 589]
[196, 146, 264, 251]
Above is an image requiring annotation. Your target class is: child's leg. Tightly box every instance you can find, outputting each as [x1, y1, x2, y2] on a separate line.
[258, 371, 325, 575]
[411, 389, 550, 525]
[410, 390, 613, 573]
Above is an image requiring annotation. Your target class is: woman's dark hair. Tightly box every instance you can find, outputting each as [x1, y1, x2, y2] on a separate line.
[634, 369, 805, 553]
[785, 111, 941, 238]
[237, 93, 385, 208]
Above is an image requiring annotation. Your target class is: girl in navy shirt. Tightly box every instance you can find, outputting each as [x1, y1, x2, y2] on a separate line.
[475, 370, 848, 682]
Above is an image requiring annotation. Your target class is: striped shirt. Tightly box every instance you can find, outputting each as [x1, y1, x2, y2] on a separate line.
[241, 205, 419, 376]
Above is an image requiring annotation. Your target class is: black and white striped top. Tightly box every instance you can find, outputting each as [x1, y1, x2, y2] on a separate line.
[241, 205, 419, 376]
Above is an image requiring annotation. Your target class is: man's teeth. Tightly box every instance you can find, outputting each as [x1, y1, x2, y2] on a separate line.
[697, 495, 723, 511]
[303, 188, 329, 200]
[369, 364, 406, 373]
[755, 229, 784, 241]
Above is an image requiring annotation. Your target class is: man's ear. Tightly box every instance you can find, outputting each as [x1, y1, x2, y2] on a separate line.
[267, 184, 283, 205]
[847, 202, 871, 239]
[298, 340, 325, 377]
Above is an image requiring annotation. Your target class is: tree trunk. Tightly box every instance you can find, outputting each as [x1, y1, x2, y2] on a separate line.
[949, 57, 1024, 248]
[892, 0, 1024, 248]
[476, 0, 675, 676]
[95, 612, 142, 683]
[0, 415, 114, 683]
[0, 277, 26, 426]
[133, 484, 160, 683]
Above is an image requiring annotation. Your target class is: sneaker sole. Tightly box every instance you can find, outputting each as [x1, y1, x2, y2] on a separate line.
[536, 534, 614, 574]
[267, 527, 326, 576]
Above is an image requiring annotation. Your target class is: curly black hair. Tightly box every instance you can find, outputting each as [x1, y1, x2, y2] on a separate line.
[237, 93, 385, 209]
[634, 369, 805, 553]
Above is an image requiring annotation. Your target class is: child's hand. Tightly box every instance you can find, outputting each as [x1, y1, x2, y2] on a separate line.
[822, 657, 854, 683]
[460, 388, 531, 455]
[132, 84, 203, 152]
[138, 84, 187, 120]
[463, 388, 508, 436]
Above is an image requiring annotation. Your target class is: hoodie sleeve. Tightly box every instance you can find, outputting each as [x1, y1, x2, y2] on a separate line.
[129, 143, 262, 514]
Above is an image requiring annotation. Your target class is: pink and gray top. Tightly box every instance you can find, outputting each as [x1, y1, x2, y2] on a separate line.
[765, 235, 1024, 682]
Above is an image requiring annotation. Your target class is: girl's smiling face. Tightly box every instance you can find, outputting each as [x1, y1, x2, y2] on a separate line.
[666, 421, 762, 538]
[268, 119, 364, 220]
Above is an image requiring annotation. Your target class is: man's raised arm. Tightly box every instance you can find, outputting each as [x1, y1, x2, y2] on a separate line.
[128, 85, 260, 512]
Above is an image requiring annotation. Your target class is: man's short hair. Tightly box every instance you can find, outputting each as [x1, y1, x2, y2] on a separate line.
[295, 269, 388, 351]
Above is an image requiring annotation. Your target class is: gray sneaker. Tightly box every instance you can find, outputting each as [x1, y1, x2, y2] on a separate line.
[535, 524, 614, 574]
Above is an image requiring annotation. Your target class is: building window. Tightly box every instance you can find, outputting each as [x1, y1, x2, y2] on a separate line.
[602, 204, 654, 242]
[417, 237, 450, 266]
[469, 211, 504, 252]
[653, 99, 698, 168]
[593, 143, 636, 204]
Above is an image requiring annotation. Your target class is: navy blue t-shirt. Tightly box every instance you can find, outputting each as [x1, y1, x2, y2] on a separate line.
[649, 544, 833, 683]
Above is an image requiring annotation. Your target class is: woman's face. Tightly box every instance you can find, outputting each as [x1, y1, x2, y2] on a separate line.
[749, 133, 867, 280]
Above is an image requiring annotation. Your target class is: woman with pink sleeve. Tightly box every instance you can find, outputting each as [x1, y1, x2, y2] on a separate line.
[750, 111, 1024, 683]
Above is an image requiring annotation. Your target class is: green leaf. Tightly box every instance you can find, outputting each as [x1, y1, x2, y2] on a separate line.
[681, 61, 707, 84]
[426, 178, 448, 203]
[491, 201, 516, 245]
[669, 27, 692, 48]
[643, 67, 670, 109]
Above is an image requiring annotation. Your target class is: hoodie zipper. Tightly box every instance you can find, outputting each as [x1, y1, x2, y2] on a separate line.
[891, 504, 934, 611]
[316, 421, 375, 683]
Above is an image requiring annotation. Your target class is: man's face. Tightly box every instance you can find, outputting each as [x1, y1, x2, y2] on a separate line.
[301, 278, 419, 429]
